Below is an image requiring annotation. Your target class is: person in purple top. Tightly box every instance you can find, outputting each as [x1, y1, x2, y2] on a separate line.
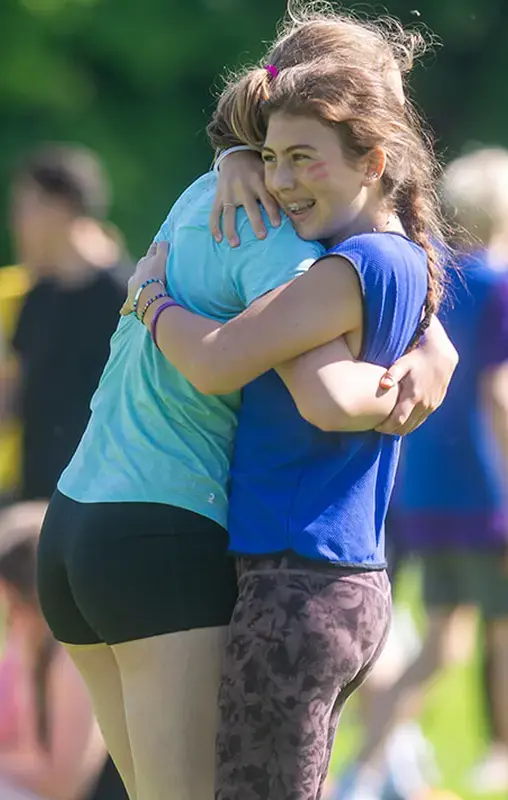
[345, 147, 508, 798]
[123, 33, 449, 798]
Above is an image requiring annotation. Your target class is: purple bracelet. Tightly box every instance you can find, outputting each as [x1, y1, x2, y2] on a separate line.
[150, 299, 182, 349]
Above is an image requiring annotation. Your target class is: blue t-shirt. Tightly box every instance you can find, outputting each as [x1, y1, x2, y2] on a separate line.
[228, 232, 428, 566]
[58, 173, 323, 526]
[393, 251, 508, 549]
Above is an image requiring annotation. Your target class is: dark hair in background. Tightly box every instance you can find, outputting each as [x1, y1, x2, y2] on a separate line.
[14, 144, 111, 220]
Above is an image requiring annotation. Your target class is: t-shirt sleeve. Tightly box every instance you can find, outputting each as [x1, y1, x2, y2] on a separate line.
[153, 211, 173, 245]
[478, 278, 508, 369]
[228, 213, 324, 308]
[327, 234, 428, 367]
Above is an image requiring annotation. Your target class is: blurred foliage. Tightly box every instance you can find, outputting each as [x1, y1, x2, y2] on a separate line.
[1, 0, 508, 262]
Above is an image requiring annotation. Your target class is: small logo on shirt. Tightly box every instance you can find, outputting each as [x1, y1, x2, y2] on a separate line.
[207, 493, 215, 504]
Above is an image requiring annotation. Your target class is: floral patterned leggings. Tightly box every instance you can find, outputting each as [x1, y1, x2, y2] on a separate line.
[215, 553, 391, 800]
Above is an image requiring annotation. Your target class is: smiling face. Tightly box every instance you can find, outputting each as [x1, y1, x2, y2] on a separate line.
[263, 111, 377, 246]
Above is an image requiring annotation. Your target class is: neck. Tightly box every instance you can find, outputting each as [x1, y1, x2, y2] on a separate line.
[325, 204, 403, 249]
[46, 241, 96, 288]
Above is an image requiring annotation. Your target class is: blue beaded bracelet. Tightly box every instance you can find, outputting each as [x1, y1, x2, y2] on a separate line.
[132, 278, 166, 316]
[139, 292, 169, 324]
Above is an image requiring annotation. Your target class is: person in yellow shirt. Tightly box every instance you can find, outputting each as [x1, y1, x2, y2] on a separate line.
[0, 265, 30, 500]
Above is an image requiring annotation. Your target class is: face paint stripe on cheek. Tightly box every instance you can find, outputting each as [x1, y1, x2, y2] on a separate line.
[306, 162, 331, 181]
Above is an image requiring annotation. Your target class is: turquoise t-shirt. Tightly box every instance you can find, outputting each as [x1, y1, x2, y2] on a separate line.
[58, 173, 323, 527]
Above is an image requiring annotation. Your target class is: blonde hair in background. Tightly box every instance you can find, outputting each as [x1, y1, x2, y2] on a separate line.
[443, 148, 508, 259]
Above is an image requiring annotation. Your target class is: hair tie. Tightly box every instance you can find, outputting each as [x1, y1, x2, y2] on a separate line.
[264, 64, 279, 80]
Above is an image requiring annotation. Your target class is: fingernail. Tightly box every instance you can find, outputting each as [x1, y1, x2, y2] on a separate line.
[381, 377, 395, 389]
[214, 234, 222, 243]
[230, 237, 239, 248]
[257, 230, 267, 240]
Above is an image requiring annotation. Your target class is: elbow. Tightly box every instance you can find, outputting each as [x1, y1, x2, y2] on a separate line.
[296, 397, 353, 432]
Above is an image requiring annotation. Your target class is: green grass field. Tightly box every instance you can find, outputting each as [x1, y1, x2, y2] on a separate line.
[330, 563, 505, 800]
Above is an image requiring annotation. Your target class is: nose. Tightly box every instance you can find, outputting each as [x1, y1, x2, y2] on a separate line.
[270, 161, 296, 194]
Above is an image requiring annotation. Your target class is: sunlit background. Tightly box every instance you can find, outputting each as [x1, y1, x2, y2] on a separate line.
[1, 2, 508, 800]
[1, 0, 507, 262]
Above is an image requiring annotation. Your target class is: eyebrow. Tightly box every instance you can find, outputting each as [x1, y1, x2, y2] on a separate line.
[262, 144, 317, 154]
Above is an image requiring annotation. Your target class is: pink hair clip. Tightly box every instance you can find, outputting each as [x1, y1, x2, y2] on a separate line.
[264, 64, 279, 80]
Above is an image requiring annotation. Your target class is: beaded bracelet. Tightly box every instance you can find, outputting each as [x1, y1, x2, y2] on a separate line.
[132, 278, 166, 316]
[139, 292, 169, 324]
[150, 299, 183, 350]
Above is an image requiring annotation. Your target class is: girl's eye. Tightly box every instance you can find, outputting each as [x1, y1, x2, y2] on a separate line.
[262, 153, 276, 164]
[293, 153, 310, 162]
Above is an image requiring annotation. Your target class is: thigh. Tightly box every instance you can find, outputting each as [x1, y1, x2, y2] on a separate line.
[216, 564, 391, 800]
[64, 643, 133, 800]
[113, 627, 227, 800]
[66, 501, 238, 644]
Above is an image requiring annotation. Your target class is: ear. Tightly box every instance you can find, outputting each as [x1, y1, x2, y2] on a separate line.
[362, 147, 387, 187]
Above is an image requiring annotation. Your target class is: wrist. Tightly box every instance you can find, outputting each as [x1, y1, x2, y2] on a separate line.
[142, 294, 171, 328]
[132, 277, 166, 316]
[213, 145, 260, 173]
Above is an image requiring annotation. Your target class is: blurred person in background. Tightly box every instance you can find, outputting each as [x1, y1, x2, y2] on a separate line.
[0, 144, 129, 798]
[335, 147, 508, 800]
[0, 501, 111, 800]
[1, 143, 129, 502]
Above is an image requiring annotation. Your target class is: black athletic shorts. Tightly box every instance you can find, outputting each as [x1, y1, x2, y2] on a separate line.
[37, 491, 238, 645]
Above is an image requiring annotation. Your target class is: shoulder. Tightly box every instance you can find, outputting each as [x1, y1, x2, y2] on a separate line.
[228, 214, 324, 307]
[328, 233, 428, 303]
[233, 212, 324, 261]
[332, 232, 426, 273]
[155, 173, 217, 241]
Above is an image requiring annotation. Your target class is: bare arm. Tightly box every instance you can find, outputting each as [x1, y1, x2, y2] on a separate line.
[137, 246, 361, 395]
[0, 649, 106, 800]
[481, 362, 508, 481]
[277, 337, 398, 432]
[375, 315, 458, 435]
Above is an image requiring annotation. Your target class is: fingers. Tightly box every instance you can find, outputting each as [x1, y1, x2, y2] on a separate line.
[146, 240, 157, 256]
[243, 196, 267, 241]
[258, 187, 281, 229]
[210, 194, 223, 243]
[378, 362, 410, 391]
[157, 240, 170, 260]
[222, 204, 239, 248]
[376, 398, 429, 436]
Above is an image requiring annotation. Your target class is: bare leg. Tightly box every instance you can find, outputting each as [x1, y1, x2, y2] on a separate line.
[64, 642, 136, 800]
[113, 626, 227, 800]
[485, 618, 508, 749]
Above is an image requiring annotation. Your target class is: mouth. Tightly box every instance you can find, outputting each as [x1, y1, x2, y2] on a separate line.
[284, 199, 316, 221]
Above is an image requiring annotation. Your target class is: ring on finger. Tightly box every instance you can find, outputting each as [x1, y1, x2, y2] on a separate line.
[223, 203, 237, 209]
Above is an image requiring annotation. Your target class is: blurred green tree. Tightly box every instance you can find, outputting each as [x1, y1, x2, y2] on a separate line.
[1, 0, 507, 263]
